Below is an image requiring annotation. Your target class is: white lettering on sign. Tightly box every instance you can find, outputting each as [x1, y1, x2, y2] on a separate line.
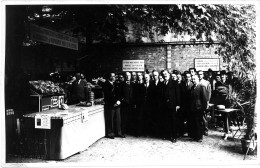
[35, 114, 51, 129]
[30, 24, 78, 50]
[194, 58, 220, 71]
[122, 60, 145, 72]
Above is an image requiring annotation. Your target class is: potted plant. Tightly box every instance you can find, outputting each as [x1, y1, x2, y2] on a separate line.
[227, 73, 257, 155]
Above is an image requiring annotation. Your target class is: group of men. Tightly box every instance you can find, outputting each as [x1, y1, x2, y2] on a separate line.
[100, 68, 224, 143]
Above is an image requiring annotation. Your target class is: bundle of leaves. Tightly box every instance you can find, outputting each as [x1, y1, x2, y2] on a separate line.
[226, 75, 257, 139]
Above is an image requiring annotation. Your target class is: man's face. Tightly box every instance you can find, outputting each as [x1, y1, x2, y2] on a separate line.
[185, 74, 191, 82]
[208, 72, 212, 77]
[162, 71, 169, 80]
[191, 75, 199, 85]
[144, 74, 150, 83]
[76, 73, 81, 80]
[153, 71, 159, 81]
[126, 72, 131, 81]
[198, 71, 204, 80]
[172, 74, 177, 81]
[132, 72, 137, 80]
[159, 75, 164, 82]
[216, 76, 221, 82]
[109, 73, 116, 82]
[177, 74, 182, 82]
[221, 74, 227, 82]
[137, 73, 143, 81]
[190, 69, 195, 75]
[119, 75, 124, 82]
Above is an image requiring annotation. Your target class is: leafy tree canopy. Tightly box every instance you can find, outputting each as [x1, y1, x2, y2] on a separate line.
[21, 4, 256, 76]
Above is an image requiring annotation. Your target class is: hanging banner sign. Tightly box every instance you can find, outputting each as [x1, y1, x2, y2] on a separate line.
[30, 24, 78, 50]
[35, 114, 51, 129]
[122, 60, 144, 71]
[194, 58, 220, 71]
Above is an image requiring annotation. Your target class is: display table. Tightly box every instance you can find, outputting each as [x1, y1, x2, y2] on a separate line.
[215, 108, 240, 140]
[22, 105, 105, 160]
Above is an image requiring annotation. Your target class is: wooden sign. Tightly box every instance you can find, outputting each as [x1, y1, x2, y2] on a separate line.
[194, 58, 220, 71]
[30, 24, 78, 50]
[122, 60, 144, 72]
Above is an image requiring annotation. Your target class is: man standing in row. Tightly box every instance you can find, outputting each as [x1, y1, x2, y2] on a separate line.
[161, 70, 179, 143]
[103, 72, 125, 139]
[197, 70, 211, 136]
[190, 75, 208, 142]
[119, 72, 134, 135]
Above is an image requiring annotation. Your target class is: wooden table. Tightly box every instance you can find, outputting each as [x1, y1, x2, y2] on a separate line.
[22, 105, 105, 160]
[215, 108, 240, 140]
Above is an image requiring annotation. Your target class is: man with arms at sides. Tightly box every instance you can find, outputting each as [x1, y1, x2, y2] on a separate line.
[179, 72, 194, 138]
[119, 72, 134, 135]
[150, 70, 163, 137]
[190, 75, 208, 142]
[103, 72, 124, 139]
[197, 70, 211, 136]
[161, 69, 180, 143]
[142, 73, 154, 136]
[132, 72, 146, 137]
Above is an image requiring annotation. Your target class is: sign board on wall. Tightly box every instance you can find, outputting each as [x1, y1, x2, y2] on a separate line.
[122, 60, 144, 71]
[194, 58, 220, 71]
[30, 24, 78, 50]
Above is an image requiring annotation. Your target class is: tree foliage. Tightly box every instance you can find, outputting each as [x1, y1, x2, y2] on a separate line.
[23, 4, 256, 76]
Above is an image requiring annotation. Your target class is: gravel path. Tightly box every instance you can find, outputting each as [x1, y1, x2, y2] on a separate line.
[6, 128, 258, 167]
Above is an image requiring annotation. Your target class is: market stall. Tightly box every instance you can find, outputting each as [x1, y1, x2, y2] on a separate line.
[19, 80, 105, 160]
[22, 104, 105, 160]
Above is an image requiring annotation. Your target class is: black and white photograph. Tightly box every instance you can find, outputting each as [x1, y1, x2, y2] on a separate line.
[1, 0, 259, 167]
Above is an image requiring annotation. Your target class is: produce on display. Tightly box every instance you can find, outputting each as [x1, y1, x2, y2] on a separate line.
[29, 80, 65, 95]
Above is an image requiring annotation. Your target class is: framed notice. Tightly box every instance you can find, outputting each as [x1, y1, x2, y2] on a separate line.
[35, 114, 51, 129]
[194, 58, 220, 71]
[122, 60, 144, 72]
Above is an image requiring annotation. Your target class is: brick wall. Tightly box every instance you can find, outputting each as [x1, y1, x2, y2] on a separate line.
[170, 44, 222, 72]
[85, 43, 221, 78]
[86, 44, 167, 77]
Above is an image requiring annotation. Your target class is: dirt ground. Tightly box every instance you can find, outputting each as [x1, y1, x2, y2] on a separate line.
[5, 127, 258, 167]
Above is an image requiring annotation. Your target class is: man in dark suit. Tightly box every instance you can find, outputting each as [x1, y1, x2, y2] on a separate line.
[70, 73, 87, 104]
[161, 69, 180, 143]
[182, 72, 194, 137]
[143, 73, 154, 136]
[177, 72, 193, 137]
[119, 72, 134, 135]
[103, 72, 124, 139]
[132, 72, 146, 137]
[190, 74, 208, 142]
[151, 70, 163, 137]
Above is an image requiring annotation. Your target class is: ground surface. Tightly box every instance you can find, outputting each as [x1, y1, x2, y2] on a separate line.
[5, 127, 258, 167]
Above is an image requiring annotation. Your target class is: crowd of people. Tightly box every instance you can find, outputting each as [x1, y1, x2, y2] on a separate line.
[98, 68, 239, 143]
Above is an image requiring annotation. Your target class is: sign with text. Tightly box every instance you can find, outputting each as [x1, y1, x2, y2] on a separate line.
[35, 114, 51, 129]
[122, 60, 144, 72]
[194, 58, 220, 71]
[30, 24, 78, 50]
